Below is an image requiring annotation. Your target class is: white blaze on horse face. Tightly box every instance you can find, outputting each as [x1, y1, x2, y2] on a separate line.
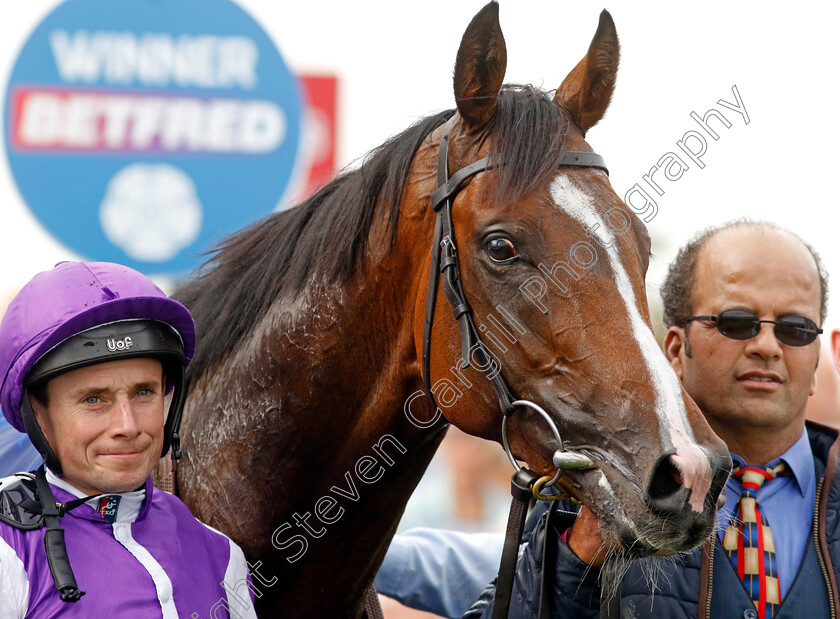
[549, 173, 711, 513]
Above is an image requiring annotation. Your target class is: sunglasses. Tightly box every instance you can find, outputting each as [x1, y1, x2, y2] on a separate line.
[684, 309, 823, 347]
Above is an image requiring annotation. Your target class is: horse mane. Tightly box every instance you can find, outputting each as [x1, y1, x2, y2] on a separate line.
[178, 84, 571, 380]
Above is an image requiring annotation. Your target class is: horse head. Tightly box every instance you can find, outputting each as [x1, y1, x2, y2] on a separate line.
[415, 2, 731, 556]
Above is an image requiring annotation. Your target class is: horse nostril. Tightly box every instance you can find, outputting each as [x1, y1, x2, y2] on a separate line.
[645, 454, 689, 515]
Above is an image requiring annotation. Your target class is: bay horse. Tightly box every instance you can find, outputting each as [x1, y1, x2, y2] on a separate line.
[173, 3, 731, 617]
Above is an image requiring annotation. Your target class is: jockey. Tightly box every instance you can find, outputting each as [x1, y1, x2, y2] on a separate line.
[0, 261, 257, 617]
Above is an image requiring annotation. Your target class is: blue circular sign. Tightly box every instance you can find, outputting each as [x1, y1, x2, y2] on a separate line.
[4, 0, 303, 276]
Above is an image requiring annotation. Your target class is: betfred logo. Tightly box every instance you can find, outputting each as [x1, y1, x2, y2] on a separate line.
[11, 87, 287, 154]
[11, 30, 286, 155]
[3, 0, 325, 277]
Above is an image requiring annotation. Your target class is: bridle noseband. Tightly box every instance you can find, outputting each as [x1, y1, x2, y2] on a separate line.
[421, 115, 602, 480]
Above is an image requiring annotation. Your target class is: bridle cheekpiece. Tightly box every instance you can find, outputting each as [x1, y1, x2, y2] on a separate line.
[421, 115, 602, 482]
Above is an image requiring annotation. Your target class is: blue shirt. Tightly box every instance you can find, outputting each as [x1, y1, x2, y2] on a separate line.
[375, 527, 506, 619]
[717, 428, 816, 599]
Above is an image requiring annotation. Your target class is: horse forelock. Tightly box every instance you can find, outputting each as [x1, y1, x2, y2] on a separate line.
[463, 84, 573, 206]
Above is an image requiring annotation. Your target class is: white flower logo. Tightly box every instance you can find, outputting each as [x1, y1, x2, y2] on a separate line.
[100, 163, 202, 262]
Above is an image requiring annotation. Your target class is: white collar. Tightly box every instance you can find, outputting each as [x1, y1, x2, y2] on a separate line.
[45, 468, 145, 523]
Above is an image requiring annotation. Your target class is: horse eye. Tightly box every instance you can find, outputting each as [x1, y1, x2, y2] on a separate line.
[485, 237, 518, 263]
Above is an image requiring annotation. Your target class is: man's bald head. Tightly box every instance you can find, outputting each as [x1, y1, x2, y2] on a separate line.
[661, 220, 828, 331]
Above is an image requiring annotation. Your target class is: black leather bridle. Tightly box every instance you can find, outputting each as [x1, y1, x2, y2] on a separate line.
[421, 116, 609, 421]
[421, 115, 613, 619]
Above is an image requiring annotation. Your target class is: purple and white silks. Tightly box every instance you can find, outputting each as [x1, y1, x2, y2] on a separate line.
[0, 473, 256, 618]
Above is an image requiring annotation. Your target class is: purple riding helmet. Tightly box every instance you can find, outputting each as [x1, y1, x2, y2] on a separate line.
[0, 261, 195, 472]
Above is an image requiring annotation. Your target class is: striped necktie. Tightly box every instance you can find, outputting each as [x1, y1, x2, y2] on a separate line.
[722, 463, 789, 619]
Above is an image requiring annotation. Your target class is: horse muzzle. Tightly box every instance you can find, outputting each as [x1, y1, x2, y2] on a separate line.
[501, 398, 731, 554]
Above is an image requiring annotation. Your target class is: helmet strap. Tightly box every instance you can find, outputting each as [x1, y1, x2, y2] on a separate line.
[33, 464, 86, 602]
[161, 363, 186, 460]
[20, 388, 62, 476]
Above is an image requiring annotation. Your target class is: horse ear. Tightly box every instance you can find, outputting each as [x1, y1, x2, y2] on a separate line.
[453, 1, 507, 132]
[554, 10, 620, 136]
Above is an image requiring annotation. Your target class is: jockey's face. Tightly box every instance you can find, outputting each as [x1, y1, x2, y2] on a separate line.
[30, 357, 165, 495]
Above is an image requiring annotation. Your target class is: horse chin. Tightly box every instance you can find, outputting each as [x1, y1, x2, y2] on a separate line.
[519, 449, 717, 556]
[571, 469, 717, 558]
[609, 519, 715, 560]
[597, 510, 714, 559]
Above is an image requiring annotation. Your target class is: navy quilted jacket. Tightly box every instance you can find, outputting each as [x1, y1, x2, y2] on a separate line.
[463, 422, 840, 619]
